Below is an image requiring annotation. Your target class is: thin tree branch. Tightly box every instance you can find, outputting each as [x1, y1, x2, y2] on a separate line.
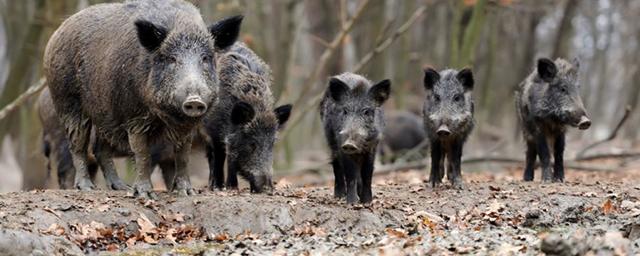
[281, 5, 427, 141]
[290, 0, 370, 109]
[0, 78, 46, 121]
[576, 105, 632, 158]
[352, 5, 426, 72]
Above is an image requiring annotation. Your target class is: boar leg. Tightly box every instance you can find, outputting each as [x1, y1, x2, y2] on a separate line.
[448, 141, 464, 189]
[359, 153, 375, 204]
[95, 149, 129, 190]
[342, 155, 360, 204]
[158, 160, 176, 191]
[552, 133, 565, 182]
[172, 137, 196, 196]
[128, 133, 156, 199]
[55, 142, 75, 189]
[207, 137, 226, 190]
[523, 140, 537, 181]
[331, 157, 346, 198]
[430, 140, 443, 188]
[536, 135, 553, 183]
[65, 117, 95, 190]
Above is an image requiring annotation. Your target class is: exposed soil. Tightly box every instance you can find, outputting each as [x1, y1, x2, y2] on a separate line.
[1, 168, 640, 255]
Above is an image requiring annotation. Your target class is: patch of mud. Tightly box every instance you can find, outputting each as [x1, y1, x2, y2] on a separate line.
[0, 170, 639, 255]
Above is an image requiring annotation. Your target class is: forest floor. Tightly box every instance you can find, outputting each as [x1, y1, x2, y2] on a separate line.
[1, 166, 640, 255]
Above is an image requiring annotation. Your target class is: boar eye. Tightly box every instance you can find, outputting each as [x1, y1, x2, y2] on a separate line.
[434, 94, 441, 102]
[202, 55, 212, 63]
[560, 87, 567, 93]
[167, 56, 177, 63]
[362, 108, 374, 116]
[453, 94, 463, 102]
[342, 108, 348, 115]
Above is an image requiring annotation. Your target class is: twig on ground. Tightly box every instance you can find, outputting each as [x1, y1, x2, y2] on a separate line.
[0, 78, 46, 121]
[576, 105, 632, 158]
[574, 151, 640, 161]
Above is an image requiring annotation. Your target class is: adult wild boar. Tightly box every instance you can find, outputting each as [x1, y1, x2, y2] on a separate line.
[422, 68, 475, 189]
[38, 88, 178, 190]
[320, 73, 391, 204]
[43, 0, 241, 198]
[516, 58, 590, 182]
[205, 20, 292, 193]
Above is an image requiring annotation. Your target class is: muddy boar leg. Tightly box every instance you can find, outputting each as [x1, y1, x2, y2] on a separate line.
[52, 143, 73, 189]
[342, 155, 360, 204]
[172, 137, 196, 196]
[552, 133, 565, 182]
[95, 149, 129, 190]
[523, 139, 537, 181]
[225, 160, 239, 190]
[430, 140, 443, 188]
[158, 160, 176, 191]
[331, 157, 346, 198]
[359, 152, 375, 204]
[535, 134, 553, 183]
[66, 118, 95, 190]
[128, 133, 156, 199]
[448, 141, 464, 189]
[206, 144, 222, 190]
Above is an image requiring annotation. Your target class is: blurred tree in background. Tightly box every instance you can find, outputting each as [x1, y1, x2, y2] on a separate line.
[1, 0, 639, 190]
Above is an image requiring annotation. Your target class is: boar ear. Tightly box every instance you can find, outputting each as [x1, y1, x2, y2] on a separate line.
[537, 58, 557, 82]
[231, 101, 255, 125]
[456, 68, 474, 91]
[210, 15, 243, 50]
[274, 104, 292, 127]
[135, 20, 168, 52]
[423, 68, 440, 91]
[369, 79, 391, 105]
[329, 78, 350, 103]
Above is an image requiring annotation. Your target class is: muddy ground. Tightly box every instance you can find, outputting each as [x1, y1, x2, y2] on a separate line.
[1, 167, 640, 255]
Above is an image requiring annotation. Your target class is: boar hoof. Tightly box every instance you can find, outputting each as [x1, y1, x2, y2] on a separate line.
[541, 178, 553, 184]
[346, 194, 359, 205]
[106, 178, 130, 191]
[552, 177, 564, 183]
[451, 179, 464, 190]
[130, 181, 157, 200]
[334, 187, 346, 198]
[74, 178, 95, 191]
[173, 176, 196, 196]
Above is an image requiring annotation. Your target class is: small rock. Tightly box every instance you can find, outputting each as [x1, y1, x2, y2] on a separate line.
[117, 208, 131, 217]
[540, 234, 571, 256]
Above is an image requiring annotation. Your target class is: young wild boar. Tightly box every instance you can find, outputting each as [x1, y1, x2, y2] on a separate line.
[516, 58, 590, 182]
[379, 111, 426, 163]
[38, 87, 178, 190]
[43, 0, 240, 198]
[320, 73, 391, 204]
[205, 19, 292, 193]
[422, 68, 474, 189]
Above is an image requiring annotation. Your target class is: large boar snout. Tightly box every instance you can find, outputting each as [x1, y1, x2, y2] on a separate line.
[182, 95, 208, 117]
[341, 140, 360, 154]
[578, 116, 591, 130]
[436, 125, 451, 137]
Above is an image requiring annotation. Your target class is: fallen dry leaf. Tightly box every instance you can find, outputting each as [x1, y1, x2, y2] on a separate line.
[275, 178, 292, 190]
[43, 206, 61, 218]
[385, 228, 407, 239]
[137, 213, 157, 234]
[40, 223, 65, 236]
[602, 199, 616, 215]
